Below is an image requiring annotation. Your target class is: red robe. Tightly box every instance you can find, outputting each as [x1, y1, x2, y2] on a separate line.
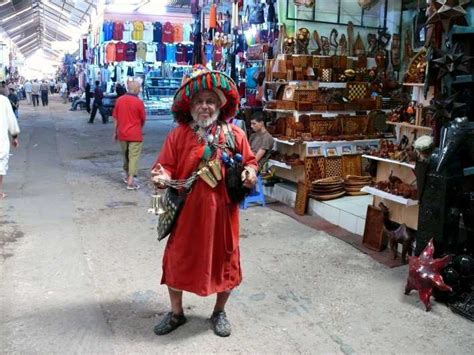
[153, 123, 257, 296]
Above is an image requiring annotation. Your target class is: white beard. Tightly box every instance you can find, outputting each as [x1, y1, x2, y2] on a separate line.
[192, 110, 220, 128]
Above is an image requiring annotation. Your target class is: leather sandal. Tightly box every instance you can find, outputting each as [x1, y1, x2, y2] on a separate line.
[210, 311, 231, 337]
[153, 312, 187, 336]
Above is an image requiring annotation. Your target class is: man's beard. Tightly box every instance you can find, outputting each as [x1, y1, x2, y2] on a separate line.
[192, 110, 220, 128]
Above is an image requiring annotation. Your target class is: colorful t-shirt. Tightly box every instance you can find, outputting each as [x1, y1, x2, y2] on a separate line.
[156, 42, 166, 62]
[113, 22, 124, 41]
[146, 43, 157, 63]
[105, 42, 116, 63]
[115, 41, 126, 62]
[185, 44, 193, 63]
[143, 21, 154, 42]
[173, 23, 183, 42]
[175, 43, 187, 64]
[132, 21, 144, 41]
[162, 22, 174, 43]
[165, 43, 177, 63]
[123, 21, 132, 42]
[103, 21, 113, 41]
[125, 41, 137, 62]
[136, 42, 147, 61]
[153, 22, 162, 43]
[183, 24, 192, 42]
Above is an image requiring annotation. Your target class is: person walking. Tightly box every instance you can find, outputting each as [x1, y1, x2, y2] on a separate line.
[59, 82, 68, 104]
[49, 79, 55, 94]
[7, 88, 19, 118]
[23, 80, 32, 104]
[88, 81, 106, 124]
[0, 94, 20, 199]
[85, 82, 92, 113]
[31, 80, 40, 107]
[150, 66, 257, 337]
[112, 80, 146, 190]
[40, 80, 49, 106]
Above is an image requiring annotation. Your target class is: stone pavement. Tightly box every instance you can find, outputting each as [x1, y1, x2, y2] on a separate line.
[0, 97, 472, 354]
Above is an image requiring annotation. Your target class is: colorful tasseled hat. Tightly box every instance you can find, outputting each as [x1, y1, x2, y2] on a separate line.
[171, 64, 240, 124]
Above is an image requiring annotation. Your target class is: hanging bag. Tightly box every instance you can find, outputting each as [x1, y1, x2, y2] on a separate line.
[156, 187, 189, 241]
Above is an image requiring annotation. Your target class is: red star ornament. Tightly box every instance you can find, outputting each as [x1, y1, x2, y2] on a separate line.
[404, 239, 452, 311]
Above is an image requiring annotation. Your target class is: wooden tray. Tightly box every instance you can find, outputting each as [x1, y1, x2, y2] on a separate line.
[310, 191, 346, 200]
[362, 205, 386, 251]
[294, 181, 310, 216]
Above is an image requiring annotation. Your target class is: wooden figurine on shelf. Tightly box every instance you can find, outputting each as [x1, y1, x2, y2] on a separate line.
[296, 27, 310, 54]
[338, 34, 348, 56]
[367, 33, 377, 57]
[353, 32, 365, 56]
[321, 36, 330, 56]
[391, 33, 401, 71]
[284, 36, 295, 54]
[329, 29, 338, 55]
[347, 22, 354, 56]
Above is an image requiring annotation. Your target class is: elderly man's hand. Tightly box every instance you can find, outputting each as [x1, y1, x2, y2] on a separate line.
[241, 166, 257, 189]
[151, 164, 171, 189]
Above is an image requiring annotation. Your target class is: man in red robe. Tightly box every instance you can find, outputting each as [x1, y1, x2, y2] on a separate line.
[151, 66, 257, 337]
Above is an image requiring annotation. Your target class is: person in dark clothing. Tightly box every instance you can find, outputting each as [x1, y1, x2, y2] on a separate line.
[85, 82, 92, 113]
[88, 81, 107, 124]
[40, 81, 49, 106]
[8, 88, 19, 118]
[115, 83, 127, 97]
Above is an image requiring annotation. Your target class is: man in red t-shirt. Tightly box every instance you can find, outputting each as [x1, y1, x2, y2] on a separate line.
[112, 80, 146, 190]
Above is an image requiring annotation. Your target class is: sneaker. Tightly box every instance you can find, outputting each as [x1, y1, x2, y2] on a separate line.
[153, 312, 187, 335]
[210, 311, 231, 337]
[126, 184, 140, 190]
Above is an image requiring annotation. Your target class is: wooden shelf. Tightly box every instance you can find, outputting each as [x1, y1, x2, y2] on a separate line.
[264, 108, 357, 117]
[386, 121, 433, 131]
[264, 81, 347, 88]
[362, 155, 415, 169]
[361, 187, 418, 206]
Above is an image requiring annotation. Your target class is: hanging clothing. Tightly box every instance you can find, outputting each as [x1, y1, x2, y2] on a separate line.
[183, 24, 192, 42]
[103, 21, 113, 41]
[125, 42, 137, 62]
[105, 42, 116, 63]
[162, 22, 174, 43]
[123, 21, 132, 42]
[173, 23, 183, 42]
[156, 42, 166, 62]
[132, 21, 144, 41]
[0, 95, 20, 176]
[143, 21, 154, 42]
[165, 44, 177, 63]
[115, 41, 126, 62]
[153, 124, 257, 296]
[153, 22, 163, 43]
[113, 22, 124, 41]
[146, 43, 158, 63]
[136, 42, 147, 61]
[175, 43, 187, 64]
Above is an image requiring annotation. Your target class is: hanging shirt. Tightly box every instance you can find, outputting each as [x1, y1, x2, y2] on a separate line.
[205, 44, 213, 63]
[173, 23, 183, 42]
[165, 44, 177, 63]
[132, 21, 144, 41]
[175, 43, 187, 64]
[153, 22, 163, 43]
[143, 21, 154, 42]
[162, 22, 174, 43]
[103, 21, 113, 41]
[113, 22, 124, 41]
[185, 44, 194, 64]
[105, 42, 116, 63]
[123, 21, 132, 42]
[183, 24, 192, 42]
[156, 42, 166, 62]
[115, 41, 126, 62]
[125, 41, 137, 62]
[100, 67, 110, 83]
[146, 43, 157, 63]
[136, 42, 147, 61]
[209, 4, 217, 28]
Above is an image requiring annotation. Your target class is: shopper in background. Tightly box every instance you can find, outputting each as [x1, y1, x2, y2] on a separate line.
[40, 80, 49, 106]
[0, 81, 7, 96]
[59, 82, 68, 104]
[49, 79, 56, 94]
[7, 88, 19, 118]
[23, 80, 32, 104]
[112, 80, 146, 190]
[31, 80, 40, 107]
[249, 111, 274, 167]
[88, 80, 106, 124]
[151, 66, 257, 337]
[85, 82, 92, 113]
[0, 94, 20, 199]
[115, 83, 127, 97]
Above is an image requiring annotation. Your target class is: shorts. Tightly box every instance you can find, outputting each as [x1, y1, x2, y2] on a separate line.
[0, 153, 9, 175]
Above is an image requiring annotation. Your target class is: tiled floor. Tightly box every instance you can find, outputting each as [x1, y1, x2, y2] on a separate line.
[265, 183, 372, 235]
